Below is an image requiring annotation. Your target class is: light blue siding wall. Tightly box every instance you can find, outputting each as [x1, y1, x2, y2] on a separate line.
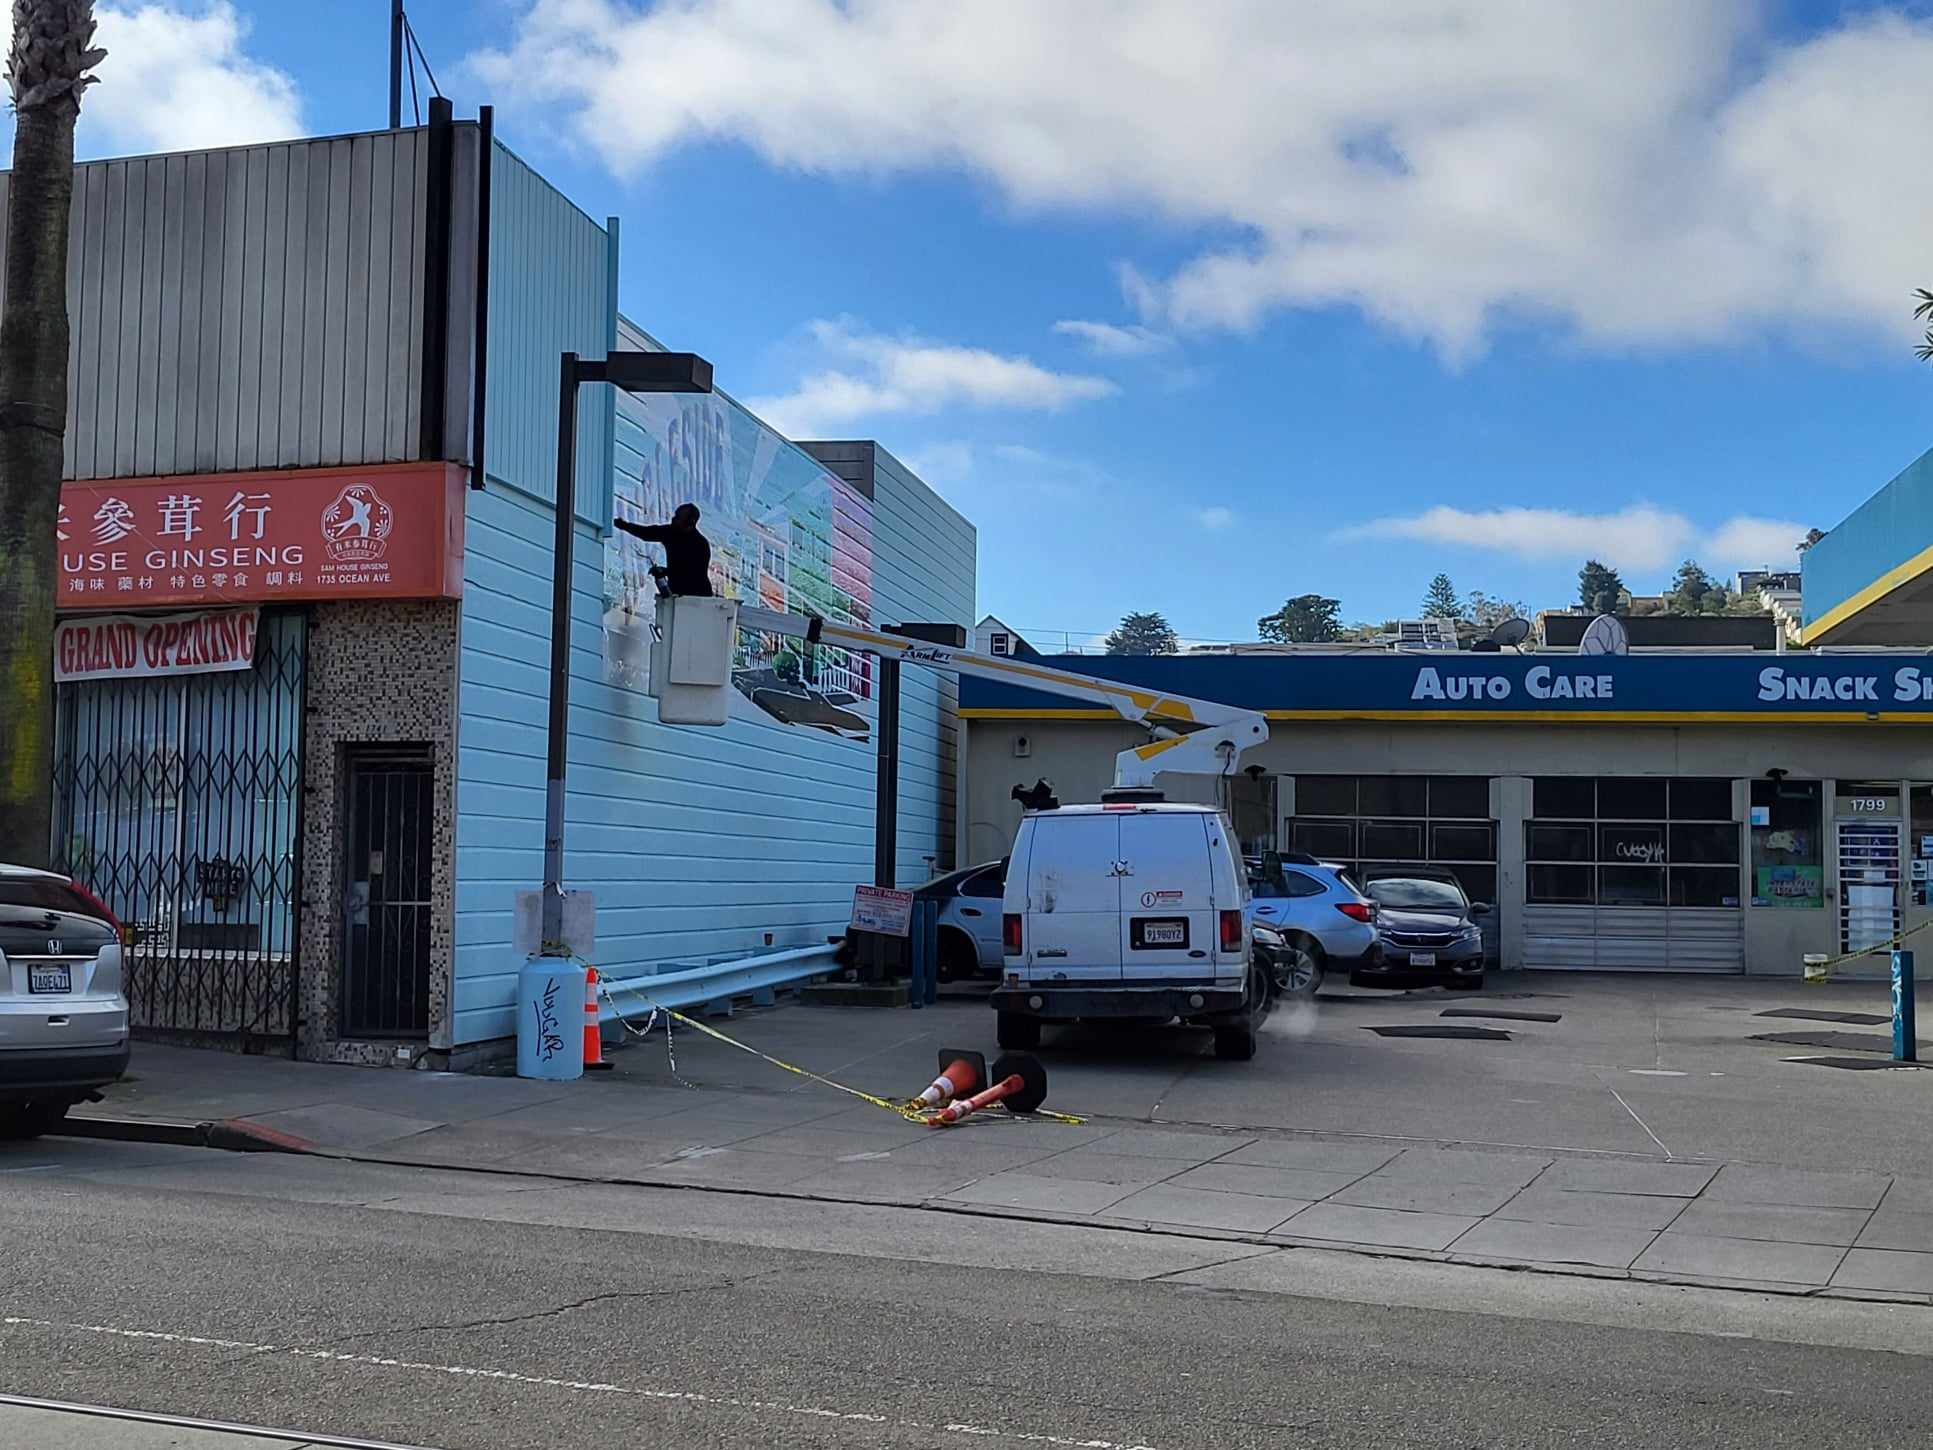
[872, 445, 976, 883]
[451, 288, 975, 1043]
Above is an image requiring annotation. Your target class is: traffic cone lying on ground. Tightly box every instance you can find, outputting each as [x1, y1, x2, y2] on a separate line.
[928, 1053, 1048, 1125]
[914, 1049, 986, 1108]
[583, 967, 612, 1070]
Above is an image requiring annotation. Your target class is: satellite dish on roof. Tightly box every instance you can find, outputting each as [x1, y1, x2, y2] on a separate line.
[1488, 617, 1532, 649]
[1577, 614, 1629, 656]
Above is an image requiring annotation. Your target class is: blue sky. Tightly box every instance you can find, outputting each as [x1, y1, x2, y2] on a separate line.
[27, 1, 1933, 644]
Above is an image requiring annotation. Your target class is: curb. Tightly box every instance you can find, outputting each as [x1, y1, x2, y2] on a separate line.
[64, 1114, 318, 1155]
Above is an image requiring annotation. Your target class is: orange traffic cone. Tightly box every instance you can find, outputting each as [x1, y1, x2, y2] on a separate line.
[916, 1057, 982, 1109]
[583, 967, 612, 1071]
[928, 1053, 1047, 1126]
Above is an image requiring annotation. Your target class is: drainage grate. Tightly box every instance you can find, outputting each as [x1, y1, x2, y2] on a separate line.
[1752, 1030, 1928, 1054]
[1786, 1056, 1925, 1071]
[1755, 1008, 1891, 1026]
[1441, 1008, 1562, 1024]
[1366, 1024, 1512, 1040]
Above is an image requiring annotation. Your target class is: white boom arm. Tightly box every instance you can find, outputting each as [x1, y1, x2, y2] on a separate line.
[736, 606, 1268, 789]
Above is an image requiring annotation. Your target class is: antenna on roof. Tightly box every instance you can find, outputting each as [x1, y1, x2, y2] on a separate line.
[1577, 614, 1629, 656]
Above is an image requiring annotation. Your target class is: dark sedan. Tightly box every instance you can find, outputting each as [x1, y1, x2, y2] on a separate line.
[1349, 873, 1490, 989]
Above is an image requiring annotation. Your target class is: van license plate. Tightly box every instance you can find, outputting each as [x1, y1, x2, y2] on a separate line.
[29, 965, 71, 994]
[1408, 952, 1437, 967]
[1144, 923, 1185, 945]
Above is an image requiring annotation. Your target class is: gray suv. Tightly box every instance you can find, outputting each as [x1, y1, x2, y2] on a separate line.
[1245, 855, 1383, 996]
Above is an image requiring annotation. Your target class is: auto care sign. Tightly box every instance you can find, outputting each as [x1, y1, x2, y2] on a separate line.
[56, 462, 466, 609]
[56, 607, 260, 683]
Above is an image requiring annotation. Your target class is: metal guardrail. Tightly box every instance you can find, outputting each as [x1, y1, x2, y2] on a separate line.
[595, 942, 840, 1021]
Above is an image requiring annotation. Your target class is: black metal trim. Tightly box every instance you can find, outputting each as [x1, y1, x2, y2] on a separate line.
[419, 96, 455, 460]
[469, 105, 493, 488]
[286, 606, 311, 1058]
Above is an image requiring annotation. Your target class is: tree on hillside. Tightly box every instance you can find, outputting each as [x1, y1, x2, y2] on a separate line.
[1105, 611, 1179, 656]
[1915, 289, 1933, 362]
[1421, 573, 1462, 620]
[1257, 594, 1342, 643]
[1797, 527, 1827, 554]
[1668, 559, 1716, 615]
[0, 2, 104, 868]
[1464, 590, 1531, 630]
[1577, 559, 1624, 615]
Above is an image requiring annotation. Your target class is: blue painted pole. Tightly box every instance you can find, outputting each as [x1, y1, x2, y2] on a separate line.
[1894, 949, 1917, 1063]
[909, 902, 928, 1009]
[923, 899, 939, 1007]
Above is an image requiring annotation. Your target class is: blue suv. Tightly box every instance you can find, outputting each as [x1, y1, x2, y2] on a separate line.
[1244, 855, 1383, 997]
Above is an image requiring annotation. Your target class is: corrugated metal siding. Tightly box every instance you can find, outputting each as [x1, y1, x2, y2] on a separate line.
[450, 327, 977, 1045]
[0, 131, 442, 480]
[478, 141, 609, 517]
[871, 444, 976, 880]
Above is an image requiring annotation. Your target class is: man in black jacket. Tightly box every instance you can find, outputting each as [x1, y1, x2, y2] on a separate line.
[616, 503, 712, 596]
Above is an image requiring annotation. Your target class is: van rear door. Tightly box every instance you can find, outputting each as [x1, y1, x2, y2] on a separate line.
[1022, 814, 1122, 982]
[1119, 812, 1217, 983]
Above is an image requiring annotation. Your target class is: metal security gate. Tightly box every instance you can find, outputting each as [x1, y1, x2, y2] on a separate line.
[341, 749, 434, 1038]
[52, 610, 306, 1048]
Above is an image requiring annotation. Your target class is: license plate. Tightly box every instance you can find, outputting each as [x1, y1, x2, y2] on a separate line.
[1408, 952, 1437, 967]
[28, 964, 72, 994]
[1143, 922, 1186, 946]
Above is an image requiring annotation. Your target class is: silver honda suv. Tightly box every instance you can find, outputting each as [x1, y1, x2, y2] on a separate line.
[0, 864, 129, 1139]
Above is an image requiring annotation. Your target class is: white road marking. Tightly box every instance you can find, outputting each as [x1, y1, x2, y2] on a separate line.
[1626, 1069, 1687, 1077]
[1, 1316, 1160, 1450]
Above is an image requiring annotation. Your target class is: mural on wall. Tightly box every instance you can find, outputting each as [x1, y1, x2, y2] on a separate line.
[603, 391, 876, 740]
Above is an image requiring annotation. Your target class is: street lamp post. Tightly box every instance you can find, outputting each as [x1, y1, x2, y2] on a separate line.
[542, 349, 714, 954]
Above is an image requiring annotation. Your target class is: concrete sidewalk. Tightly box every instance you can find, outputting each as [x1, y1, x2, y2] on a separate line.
[60, 973, 1933, 1305]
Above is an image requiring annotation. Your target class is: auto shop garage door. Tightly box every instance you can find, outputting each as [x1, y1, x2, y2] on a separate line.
[1522, 775, 1744, 972]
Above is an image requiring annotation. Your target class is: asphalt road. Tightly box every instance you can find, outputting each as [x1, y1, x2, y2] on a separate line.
[7, 1135, 1933, 1449]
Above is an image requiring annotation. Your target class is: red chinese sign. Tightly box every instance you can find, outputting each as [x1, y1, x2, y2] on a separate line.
[58, 462, 466, 610]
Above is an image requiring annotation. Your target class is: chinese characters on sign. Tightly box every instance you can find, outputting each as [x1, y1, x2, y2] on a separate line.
[57, 463, 466, 609]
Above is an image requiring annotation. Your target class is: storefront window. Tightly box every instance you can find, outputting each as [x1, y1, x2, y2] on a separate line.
[1290, 775, 1497, 904]
[1748, 779, 1823, 908]
[1528, 776, 1739, 907]
[1911, 786, 1933, 908]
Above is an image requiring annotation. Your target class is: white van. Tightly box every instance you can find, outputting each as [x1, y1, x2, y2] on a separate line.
[992, 801, 1266, 1060]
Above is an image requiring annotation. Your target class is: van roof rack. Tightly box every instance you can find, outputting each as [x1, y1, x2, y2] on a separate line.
[1098, 787, 1166, 805]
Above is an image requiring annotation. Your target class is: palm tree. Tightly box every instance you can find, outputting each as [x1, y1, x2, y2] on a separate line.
[0, 1, 103, 866]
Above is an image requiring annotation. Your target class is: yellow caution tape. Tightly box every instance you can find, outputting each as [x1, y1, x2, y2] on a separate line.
[594, 970, 1085, 1126]
[1812, 916, 1933, 971]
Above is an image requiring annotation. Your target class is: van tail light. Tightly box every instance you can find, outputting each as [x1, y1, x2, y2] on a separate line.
[1002, 913, 1023, 955]
[1219, 910, 1243, 952]
[1335, 901, 1374, 923]
[68, 880, 124, 939]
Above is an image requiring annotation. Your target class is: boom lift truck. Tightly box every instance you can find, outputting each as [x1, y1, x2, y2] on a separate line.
[651, 588, 1279, 1056]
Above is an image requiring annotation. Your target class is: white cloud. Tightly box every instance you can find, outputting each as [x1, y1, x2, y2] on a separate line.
[1340, 505, 1811, 573]
[749, 319, 1115, 436]
[902, 440, 975, 486]
[1704, 515, 1811, 566]
[0, 3, 304, 157]
[1053, 319, 1172, 357]
[1196, 505, 1234, 530]
[473, 1, 1933, 357]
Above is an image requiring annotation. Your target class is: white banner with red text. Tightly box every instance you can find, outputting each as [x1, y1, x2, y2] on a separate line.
[55, 607, 261, 683]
